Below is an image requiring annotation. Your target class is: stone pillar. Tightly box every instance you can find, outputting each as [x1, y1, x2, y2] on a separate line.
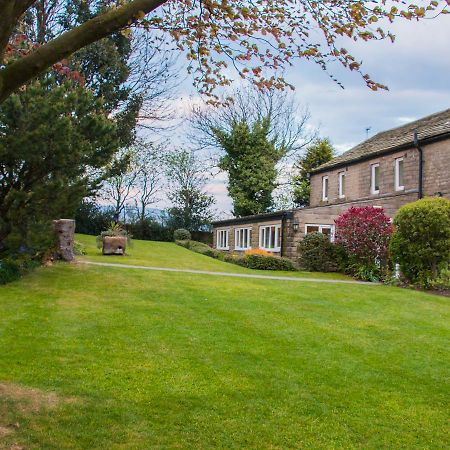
[53, 219, 76, 261]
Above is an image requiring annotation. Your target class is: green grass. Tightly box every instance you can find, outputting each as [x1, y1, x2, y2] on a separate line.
[0, 238, 449, 449]
[76, 233, 351, 280]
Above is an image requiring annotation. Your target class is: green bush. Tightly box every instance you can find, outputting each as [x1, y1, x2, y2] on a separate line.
[174, 228, 191, 241]
[390, 197, 450, 287]
[74, 240, 87, 256]
[176, 240, 222, 259]
[297, 232, 338, 272]
[225, 254, 297, 271]
[428, 267, 450, 292]
[349, 263, 382, 282]
[127, 218, 173, 242]
[0, 259, 21, 285]
[177, 240, 296, 271]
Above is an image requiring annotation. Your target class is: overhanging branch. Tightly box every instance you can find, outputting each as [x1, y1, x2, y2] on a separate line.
[0, 0, 167, 103]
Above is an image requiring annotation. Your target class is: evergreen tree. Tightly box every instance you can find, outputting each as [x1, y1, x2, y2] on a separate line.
[0, 3, 142, 257]
[214, 117, 285, 217]
[292, 138, 334, 207]
[0, 78, 117, 256]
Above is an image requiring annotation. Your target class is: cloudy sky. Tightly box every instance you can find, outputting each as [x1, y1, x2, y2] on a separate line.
[154, 13, 450, 216]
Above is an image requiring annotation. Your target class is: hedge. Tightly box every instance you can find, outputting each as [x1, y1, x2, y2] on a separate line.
[176, 240, 297, 271]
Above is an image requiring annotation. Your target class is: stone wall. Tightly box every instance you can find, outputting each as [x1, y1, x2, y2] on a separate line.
[214, 218, 285, 255]
[422, 140, 450, 198]
[310, 139, 449, 207]
[309, 147, 420, 207]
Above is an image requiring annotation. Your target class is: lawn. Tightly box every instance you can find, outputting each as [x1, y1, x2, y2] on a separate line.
[0, 239, 449, 449]
[76, 233, 352, 280]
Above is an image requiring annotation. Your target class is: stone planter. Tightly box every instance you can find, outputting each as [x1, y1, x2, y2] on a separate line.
[102, 236, 127, 255]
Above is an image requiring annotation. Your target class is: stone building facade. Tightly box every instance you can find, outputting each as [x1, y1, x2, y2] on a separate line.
[212, 109, 450, 261]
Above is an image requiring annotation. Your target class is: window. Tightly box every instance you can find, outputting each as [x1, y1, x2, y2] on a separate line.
[259, 225, 281, 252]
[395, 158, 405, 191]
[216, 229, 229, 250]
[305, 224, 335, 242]
[235, 227, 252, 250]
[371, 163, 380, 194]
[322, 176, 329, 201]
[338, 172, 346, 198]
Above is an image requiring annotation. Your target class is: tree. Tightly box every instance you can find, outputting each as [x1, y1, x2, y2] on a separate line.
[292, 138, 334, 207]
[0, 77, 117, 256]
[102, 148, 140, 223]
[192, 87, 311, 216]
[218, 117, 283, 217]
[164, 150, 215, 231]
[133, 144, 163, 224]
[1, 1, 446, 104]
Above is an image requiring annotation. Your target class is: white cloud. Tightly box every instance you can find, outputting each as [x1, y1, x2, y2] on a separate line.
[137, 14, 450, 217]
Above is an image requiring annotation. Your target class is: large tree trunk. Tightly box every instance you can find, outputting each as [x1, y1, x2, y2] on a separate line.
[0, 0, 167, 103]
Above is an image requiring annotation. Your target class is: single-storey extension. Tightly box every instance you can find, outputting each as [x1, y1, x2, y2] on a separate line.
[212, 108, 450, 261]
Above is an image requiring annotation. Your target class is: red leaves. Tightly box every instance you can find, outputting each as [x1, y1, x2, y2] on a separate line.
[6, 34, 85, 86]
[335, 206, 393, 262]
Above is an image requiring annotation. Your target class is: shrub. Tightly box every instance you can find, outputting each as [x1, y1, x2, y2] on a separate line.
[226, 254, 296, 271]
[177, 239, 296, 271]
[75, 201, 115, 236]
[244, 248, 272, 256]
[335, 206, 393, 279]
[176, 240, 223, 259]
[390, 197, 450, 287]
[297, 232, 338, 272]
[428, 267, 450, 292]
[174, 228, 191, 241]
[74, 241, 86, 256]
[127, 218, 173, 242]
[0, 259, 21, 285]
[350, 263, 382, 282]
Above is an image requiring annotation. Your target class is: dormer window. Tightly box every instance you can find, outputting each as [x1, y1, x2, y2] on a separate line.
[371, 163, 380, 194]
[338, 172, 346, 198]
[322, 176, 329, 201]
[395, 158, 405, 191]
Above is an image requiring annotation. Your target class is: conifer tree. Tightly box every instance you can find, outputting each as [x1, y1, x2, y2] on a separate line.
[292, 138, 334, 207]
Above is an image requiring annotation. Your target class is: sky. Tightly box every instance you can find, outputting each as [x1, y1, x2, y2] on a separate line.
[148, 13, 450, 217]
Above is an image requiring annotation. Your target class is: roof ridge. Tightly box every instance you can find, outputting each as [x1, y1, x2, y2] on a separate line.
[312, 108, 450, 173]
[372, 108, 450, 137]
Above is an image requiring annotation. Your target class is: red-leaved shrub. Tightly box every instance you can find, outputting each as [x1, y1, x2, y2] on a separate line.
[335, 206, 393, 269]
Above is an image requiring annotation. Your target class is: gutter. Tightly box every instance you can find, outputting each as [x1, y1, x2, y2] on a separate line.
[413, 130, 424, 199]
[280, 212, 287, 257]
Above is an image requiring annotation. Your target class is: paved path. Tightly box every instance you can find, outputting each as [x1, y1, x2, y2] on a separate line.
[81, 261, 376, 285]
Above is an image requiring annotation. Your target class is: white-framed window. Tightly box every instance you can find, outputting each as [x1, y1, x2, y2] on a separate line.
[395, 157, 405, 191]
[305, 224, 335, 242]
[259, 224, 281, 252]
[322, 176, 329, 201]
[371, 163, 380, 194]
[216, 229, 229, 250]
[338, 171, 346, 199]
[235, 227, 252, 250]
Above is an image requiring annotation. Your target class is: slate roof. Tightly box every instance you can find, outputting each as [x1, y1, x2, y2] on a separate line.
[312, 108, 450, 173]
[212, 210, 293, 226]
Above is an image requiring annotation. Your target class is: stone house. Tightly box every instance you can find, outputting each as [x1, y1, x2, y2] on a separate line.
[212, 109, 450, 261]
